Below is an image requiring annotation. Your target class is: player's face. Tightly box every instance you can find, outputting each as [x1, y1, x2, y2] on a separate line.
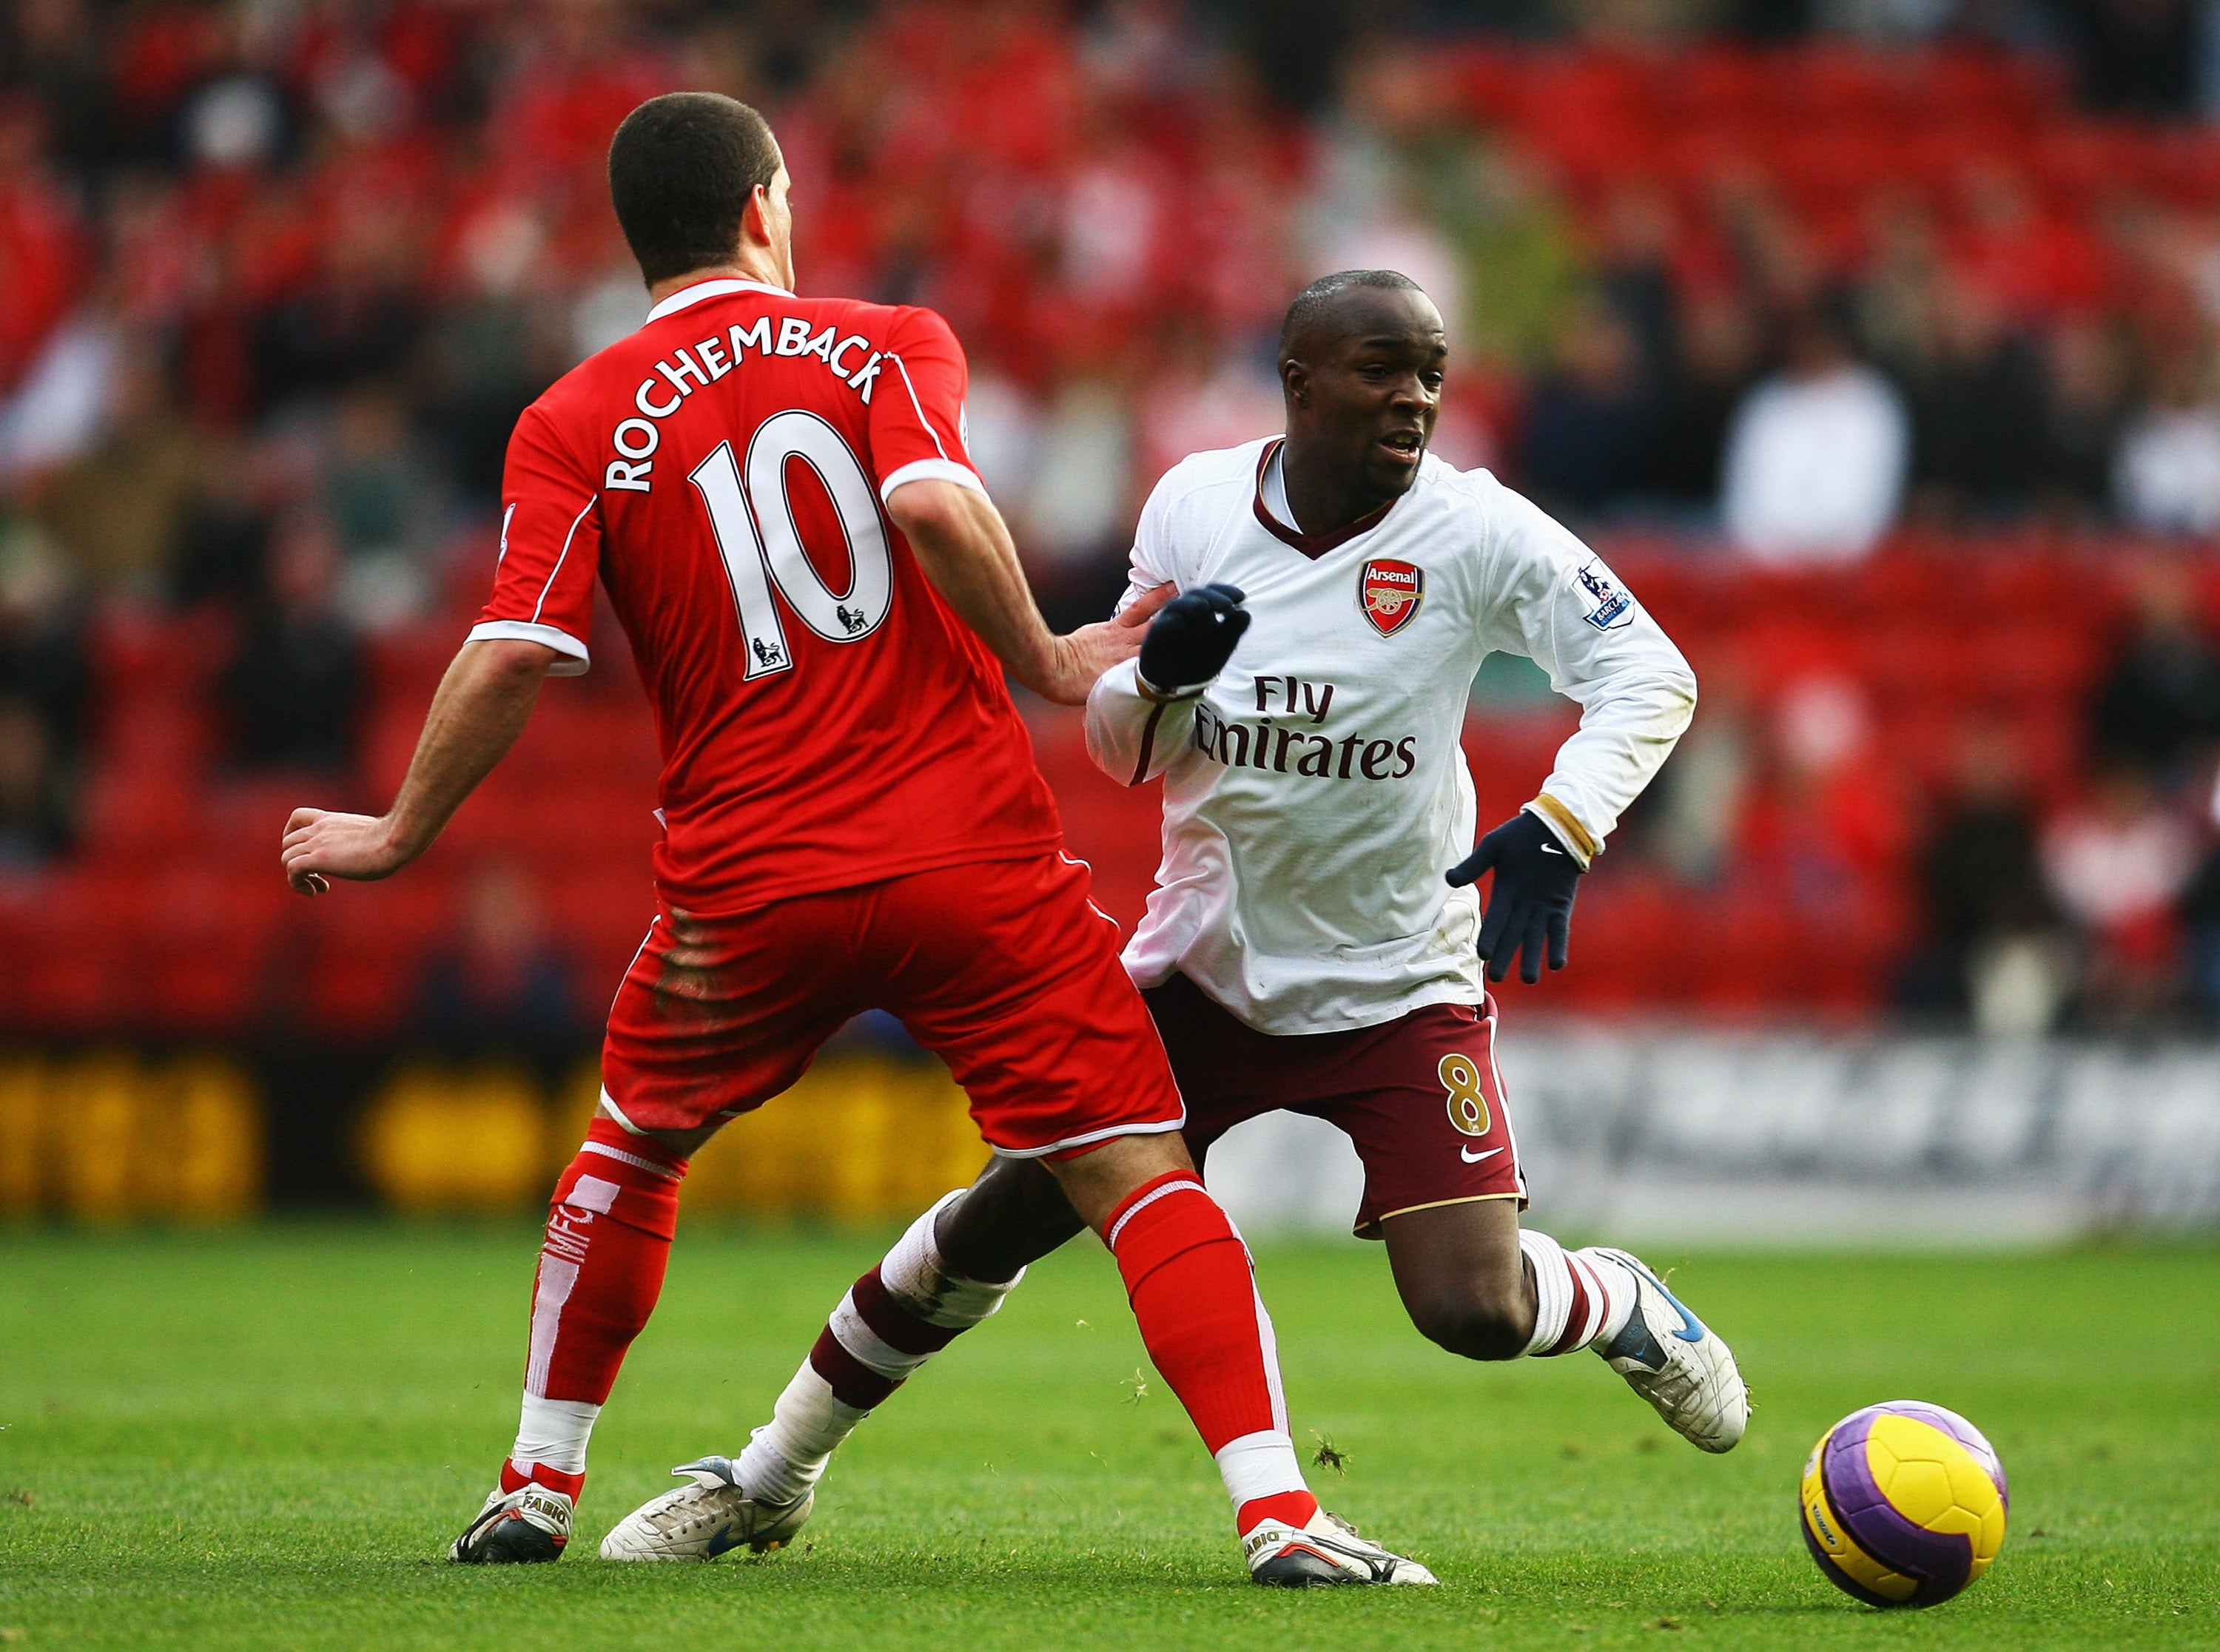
[1287, 289, 1447, 502]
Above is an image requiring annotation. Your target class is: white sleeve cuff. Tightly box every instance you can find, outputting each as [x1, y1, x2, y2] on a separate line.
[880, 458, 988, 504]
[467, 620, 591, 676]
[1134, 672, 1207, 704]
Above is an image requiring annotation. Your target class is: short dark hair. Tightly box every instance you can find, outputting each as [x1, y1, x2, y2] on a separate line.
[608, 93, 781, 286]
[1279, 269, 1426, 357]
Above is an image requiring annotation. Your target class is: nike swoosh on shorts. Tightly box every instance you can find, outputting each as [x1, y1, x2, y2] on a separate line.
[1460, 1145, 1503, 1164]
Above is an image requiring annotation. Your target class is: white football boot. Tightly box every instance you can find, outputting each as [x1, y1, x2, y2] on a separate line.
[1586, 1247, 1749, 1453]
[1244, 1510, 1438, 1587]
[450, 1483, 574, 1563]
[598, 1455, 813, 1561]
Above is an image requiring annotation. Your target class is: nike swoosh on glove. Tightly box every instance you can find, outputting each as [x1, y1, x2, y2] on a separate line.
[1444, 810, 1584, 985]
[1138, 583, 1251, 697]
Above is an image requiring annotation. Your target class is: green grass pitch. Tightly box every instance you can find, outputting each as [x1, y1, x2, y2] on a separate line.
[3, 1227, 2216, 1651]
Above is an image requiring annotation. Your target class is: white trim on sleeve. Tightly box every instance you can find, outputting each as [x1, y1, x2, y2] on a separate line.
[532, 497, 598, 623]
[889, 354, 951, 459]
[879, 457, 987, 504]
[467, 620, 591, 675]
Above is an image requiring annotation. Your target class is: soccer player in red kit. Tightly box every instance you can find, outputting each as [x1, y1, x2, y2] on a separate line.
[280, 93, 1427, 1586]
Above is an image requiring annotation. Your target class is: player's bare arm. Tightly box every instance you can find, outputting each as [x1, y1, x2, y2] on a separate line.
[280, 638, 561, 895]
[887, 479, 1168, 704]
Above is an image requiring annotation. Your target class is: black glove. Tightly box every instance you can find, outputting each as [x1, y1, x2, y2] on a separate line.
[1138, 583, 1250, 696]
[1445, 810, 1584, 985]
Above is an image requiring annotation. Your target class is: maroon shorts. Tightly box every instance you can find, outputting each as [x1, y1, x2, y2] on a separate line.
[600, 853, 1185, 1156]
[1142, 972, 1526, 1239]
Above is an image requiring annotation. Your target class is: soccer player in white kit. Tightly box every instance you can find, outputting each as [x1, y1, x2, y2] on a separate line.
[601, 272, 1748, 1579]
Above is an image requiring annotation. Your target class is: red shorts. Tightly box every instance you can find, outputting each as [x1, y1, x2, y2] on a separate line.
[1142, 972, 1526, 1239]
[600, 853, 1186, 1156]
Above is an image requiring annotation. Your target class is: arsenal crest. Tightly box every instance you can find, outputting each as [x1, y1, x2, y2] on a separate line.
[1359, 558, 1424, 636]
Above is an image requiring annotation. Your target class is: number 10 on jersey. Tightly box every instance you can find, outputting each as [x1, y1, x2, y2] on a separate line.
[689, 409, 895, 680]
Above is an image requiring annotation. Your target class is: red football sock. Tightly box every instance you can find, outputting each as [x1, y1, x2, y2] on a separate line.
[499, 1460, 584, 1500]
[1236, 1489, 1322, 1532]
[505, 1117, 687, 1489]
[1102, 1171, 1318, 1536]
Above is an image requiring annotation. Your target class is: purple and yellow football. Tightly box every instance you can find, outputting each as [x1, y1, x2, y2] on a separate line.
[1799, 1401, 2008, 1608]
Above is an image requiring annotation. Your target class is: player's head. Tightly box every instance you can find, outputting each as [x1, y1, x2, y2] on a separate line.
[1278, 271, 1446, 505]
[608, 92, 793, 291]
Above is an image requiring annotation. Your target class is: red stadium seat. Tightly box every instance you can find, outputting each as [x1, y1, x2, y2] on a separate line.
[297, 876, 458, 1041]
[1031, 708, 1166, 931]
[545, 874, 657, 988]
[133, 868, 289, 1036]
[7, 914, 130, 1036]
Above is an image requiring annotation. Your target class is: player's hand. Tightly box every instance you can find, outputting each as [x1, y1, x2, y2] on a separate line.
[1445, 810, 1583, 985]
[1039, 584, 1174, 704]
[280, 807, 414, 896]
[1137, 583, 1251, 698]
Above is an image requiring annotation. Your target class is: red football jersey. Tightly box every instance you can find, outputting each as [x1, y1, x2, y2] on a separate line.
[474, 276, 1063, 914]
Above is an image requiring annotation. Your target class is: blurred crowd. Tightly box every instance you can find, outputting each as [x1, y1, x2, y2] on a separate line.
[1940, 560, 2220, 1031]
[1589, 553, 2220, 1033]
[1, 0, 2219, 1033]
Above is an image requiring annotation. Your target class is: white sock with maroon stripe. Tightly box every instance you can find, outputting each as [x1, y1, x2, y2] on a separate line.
[1519, 1230, 1636, 1357]
[1572, 1247, 1638, 1349]
[736, 1191, 1020, 1505]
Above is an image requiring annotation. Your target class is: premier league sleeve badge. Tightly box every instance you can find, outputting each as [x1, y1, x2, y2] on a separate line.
[1575, 560, 1634, 631]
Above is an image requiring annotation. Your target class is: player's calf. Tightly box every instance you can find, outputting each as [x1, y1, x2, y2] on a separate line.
[1402, 1288, 1533, 1362]
[1383, 1198, 1537, 1362]
[457, 1113, 689, 1560]
[1058, 1142, 1430, 1579]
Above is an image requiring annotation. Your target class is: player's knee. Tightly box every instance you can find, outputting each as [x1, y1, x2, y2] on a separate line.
[1407, 1289, 1529, 1363]
[938, 1159, 1083, 1282]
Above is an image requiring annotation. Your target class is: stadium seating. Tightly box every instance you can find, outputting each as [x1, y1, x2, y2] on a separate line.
[4, 21, 2216, 1045]
[0, 537, 2183, 1038]
[1456, 43, 2220, 226]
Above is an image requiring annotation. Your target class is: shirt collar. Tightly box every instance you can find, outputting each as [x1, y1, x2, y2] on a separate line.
[645, 276, 790, 324]
[1251, 438, 1398, 560]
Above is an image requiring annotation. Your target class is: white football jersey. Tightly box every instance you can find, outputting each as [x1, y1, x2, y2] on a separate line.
[1086, 437, 1697, 1036]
